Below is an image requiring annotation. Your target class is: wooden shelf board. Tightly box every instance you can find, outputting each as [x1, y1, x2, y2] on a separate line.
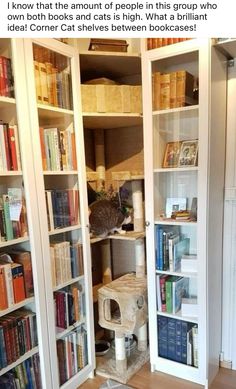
[156, 269, 198, 278]
[0, 347, 39, 377]
[43, 170, 78, 175]
[0, 170, 23, 176]
[0, 236, 29, 248]
[79, 51, 141, 80]
[38, 104, 74, 120]
[0, 96, 16, 108]
[215, 39, 236, 59]
[48, 225, 81, 236]
[155, 219, 197, 226]
[56, 319, 85, 339]
[0, 297, 35, 318]
[157, 310, 198, 324]
[53, 275, 84, 292]
[154, 167, 198, 173]
[153, 105, 199, 116]
[83, 113, 143, 129]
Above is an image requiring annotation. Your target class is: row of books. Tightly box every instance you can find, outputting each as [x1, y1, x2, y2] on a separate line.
[0, 123, 21, 172]
[50, 241, 84, 287]
[45, 189, 79, 231]
[34, 58, 72, 110]
[156, 274, 189, 314]
[0, 190, 28, 242]
[158, 316, 198, 367]
[147, 38, 192, 50]
[57, 325, 88, 385]
[0, 251, 33, 310]
[155, 225, 190, 271]
[0, 309, 38, 369]
[0, 354, 42, 388]
[152, 70, 197, 111]
[39, 126, 77, 171]
[0, 56, 14, 98]
[55, 283, 85, 330]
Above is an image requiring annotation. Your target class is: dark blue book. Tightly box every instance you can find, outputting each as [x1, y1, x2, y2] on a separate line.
[156, 226, 163, 270]
[175, 320, 182, 362]
[157, 315, 168, 358]
[70, 246, 78, 278]
[167, 318, 176, 361]
[0, 325, 7, 368]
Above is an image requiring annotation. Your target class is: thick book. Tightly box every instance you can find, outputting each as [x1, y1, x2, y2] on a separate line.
[9, 250, 34, 298]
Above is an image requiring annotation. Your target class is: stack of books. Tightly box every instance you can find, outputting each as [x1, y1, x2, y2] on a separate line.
[0, 123, 21, 172]
[0, 56, 14, 98]
[156, 274, 189, 314]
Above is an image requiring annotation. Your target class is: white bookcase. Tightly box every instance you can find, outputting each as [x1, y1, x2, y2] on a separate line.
[0, 39, 52, 387]
[22, 38, 95, 389]
[142, 38, 227, 387]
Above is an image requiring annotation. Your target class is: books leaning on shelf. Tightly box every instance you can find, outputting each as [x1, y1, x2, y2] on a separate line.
[54, 283, 85, 330]
[0, 189, 28, 242]
[157, 316, 198, 367]
[33, 45, 72, 110]
[152, 70, 197, 111]
[147, 38, 192, 50]
[0, 123, 21, 172]
[0, 56, 14, 98]
[155, 225, 190, 271]
[57, 325, 88, 385]
[39, 126, 77, 171]
[0, 251, 34, 310]
[50, 241, 84, 287]
[156, 274, 189, 314]
[0, 309, 38, 369]
[0, 354, 42, 388]
[45, 189, 79, 231]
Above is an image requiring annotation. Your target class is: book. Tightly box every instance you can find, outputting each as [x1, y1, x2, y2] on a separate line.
[0, 266, 8, 310]
[9, 250, 34, 298]
[160, 73, 170, 110]
[172, 277, 189, 314]
[172, 238, 190, 272]
[11, 263, 26, 303]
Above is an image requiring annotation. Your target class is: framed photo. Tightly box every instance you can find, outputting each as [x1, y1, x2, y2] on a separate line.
[179, 140, 198, 167]
[166, 197, 187, 218]
[163, 141, 182, 168]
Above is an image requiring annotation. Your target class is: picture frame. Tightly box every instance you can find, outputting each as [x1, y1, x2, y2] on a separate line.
[179, 140, 198, 167]
[162, 141, 182, 168]
[165, 197, 187, 218]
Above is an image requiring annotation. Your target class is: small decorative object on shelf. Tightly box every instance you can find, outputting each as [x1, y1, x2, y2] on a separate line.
[88, 39, 129, 52]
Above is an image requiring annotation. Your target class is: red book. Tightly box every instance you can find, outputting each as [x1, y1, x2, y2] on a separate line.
[167, 38, 174, 45]
[2, 57, 9, 97]
[0, 318, 13, 364]
[3, 123, 11, 170]
[162, 38, 168, 47]
[8, 126, 18, 170]
[0, 57, 4, 96]
[173, 38, 179, 44]
[11, 263, 26, 303]
[0, 266, 8, 310]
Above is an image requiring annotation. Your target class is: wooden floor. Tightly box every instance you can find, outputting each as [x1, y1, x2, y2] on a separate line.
[79, 364, 236, 389]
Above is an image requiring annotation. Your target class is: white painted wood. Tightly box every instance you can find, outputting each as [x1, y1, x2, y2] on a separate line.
[142, 38, 227, 387]
[0, 297, 35, 317]
[23, 38, 95, 388]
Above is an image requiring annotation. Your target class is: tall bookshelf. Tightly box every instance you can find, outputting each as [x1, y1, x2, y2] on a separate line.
[142, 38, 227, 386]
[0, 39, 52, 387]
[23, 38, 95, 389]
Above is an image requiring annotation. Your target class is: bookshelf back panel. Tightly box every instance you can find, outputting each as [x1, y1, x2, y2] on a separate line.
[0, 106, 17, 124]
[154, 171, 198, 218]
[152, 51, 199, 78]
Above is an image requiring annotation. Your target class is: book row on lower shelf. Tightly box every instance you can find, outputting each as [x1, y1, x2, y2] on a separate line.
[55, 282, 85, 331]
[57, 324, 88, 386]
[0, 354, 42, 388]
[0, 189, 28, 242]
[158, 316, 198, 367]
[40, 126, 77, 172]
[0, 123, 21, 172]
[45, 189, 79, 231]
[0, 250, 33, 310]
[50, 240, 84, 288]
[0, 309, 38, 370]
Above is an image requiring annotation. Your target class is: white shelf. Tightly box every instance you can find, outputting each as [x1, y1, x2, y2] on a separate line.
[0, 297, 35, 317]
[154, 219, 197, 226]
[154, 167, 198, 173]
[43, 170, 78, 175]
[0, 95, 16, 108]
[0, 170, 23, 176]
[156, 269, 198, 278]
[157, 310, 198, 324]
[48, 225, 81, 236]
[37, 104, 74, 120]
[56, 319, 85, 339]
[153, 105, 199, 116]
[215, 39, 236, 59]
[53, 275, 84, 292]
[83, 112, 142, 129]
[0, 236, 29, 248]
[90, 231, 145, 243]
[0, 347, 39, 377]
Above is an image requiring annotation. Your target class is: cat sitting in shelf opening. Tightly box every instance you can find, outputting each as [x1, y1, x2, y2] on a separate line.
[89, 199, 131, 238]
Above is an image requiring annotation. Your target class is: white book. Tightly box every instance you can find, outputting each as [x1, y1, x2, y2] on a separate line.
[0, 123, 7, 171]
[13, 124, 22, 170]
[0, 263, 14, 306]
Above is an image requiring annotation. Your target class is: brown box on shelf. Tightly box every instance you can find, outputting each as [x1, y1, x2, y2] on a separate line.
[81, 84, 142, 113]
[88, 39, 129, 52]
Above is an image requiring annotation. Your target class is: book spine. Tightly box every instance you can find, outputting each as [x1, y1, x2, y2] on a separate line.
[167, 318, 176, 361]
[8, 126, 18, 170]
[2, 194, 13, 240]
[165, 278, 172, 313]
[0, 267, 8, 310]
